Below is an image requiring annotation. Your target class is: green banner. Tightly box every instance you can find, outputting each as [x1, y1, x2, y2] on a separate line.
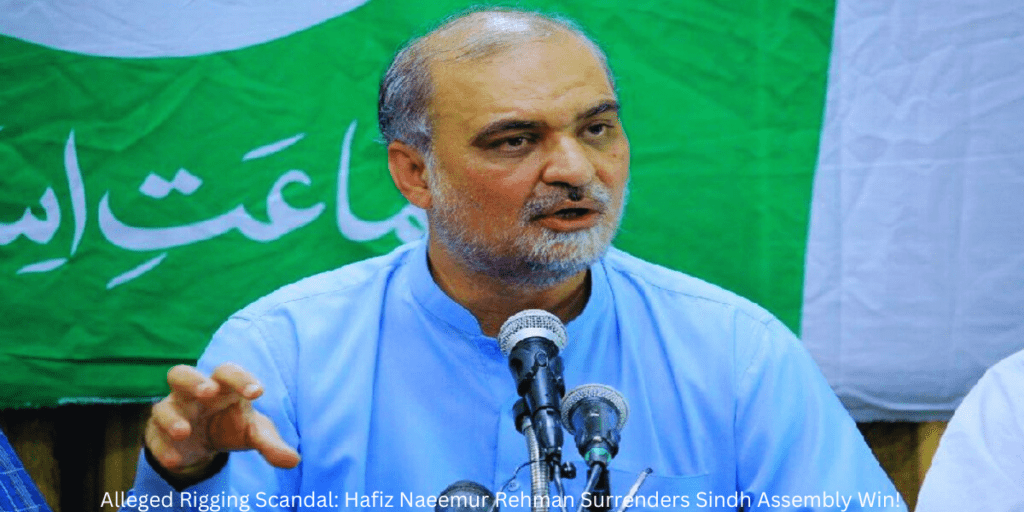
[0, 0, 834, 407]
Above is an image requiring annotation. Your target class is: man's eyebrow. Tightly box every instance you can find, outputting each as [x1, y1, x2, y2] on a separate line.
[577, 100, 620, 121]
[471, 120, 542, 146]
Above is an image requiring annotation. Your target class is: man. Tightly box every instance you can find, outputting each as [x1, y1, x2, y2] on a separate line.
[916, 347, 1024, 511]
[128, 9, 903, 510]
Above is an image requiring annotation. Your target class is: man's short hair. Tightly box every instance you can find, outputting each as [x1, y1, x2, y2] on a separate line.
[377, 8, 615, 158]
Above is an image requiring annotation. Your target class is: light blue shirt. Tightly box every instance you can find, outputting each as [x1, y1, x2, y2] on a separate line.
[126, 240, 903, 511]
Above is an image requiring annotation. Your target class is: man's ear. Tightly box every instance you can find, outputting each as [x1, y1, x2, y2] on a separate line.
[388, 141, 432, 210]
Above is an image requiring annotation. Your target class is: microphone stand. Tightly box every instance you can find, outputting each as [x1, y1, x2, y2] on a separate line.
[522, 418, 550, 512]
[515, 399, 572, 512]
[613, 469, 652, 512]
[578, 463, 611, 512]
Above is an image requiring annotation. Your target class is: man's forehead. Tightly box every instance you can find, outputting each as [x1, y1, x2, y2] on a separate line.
[420, 10, 568, 60]
[425, 29, 582, 77]
[426, 43, 617, 142]
[376, 9, 616, 153]
[428, 33, 613, 103]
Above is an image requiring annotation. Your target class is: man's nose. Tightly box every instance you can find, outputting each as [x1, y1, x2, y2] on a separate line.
[541, 135, 597, 188]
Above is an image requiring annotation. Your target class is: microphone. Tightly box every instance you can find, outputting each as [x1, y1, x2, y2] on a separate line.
[435, 480, 498, 512]
[498, 309, 568, 464]
[561, 384, 629, 467]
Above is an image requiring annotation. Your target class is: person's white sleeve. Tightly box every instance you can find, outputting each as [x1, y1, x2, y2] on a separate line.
[917, 350, 1024, 511]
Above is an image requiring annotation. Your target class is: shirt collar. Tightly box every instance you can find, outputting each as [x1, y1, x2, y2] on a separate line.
[407, 239, 611, 340]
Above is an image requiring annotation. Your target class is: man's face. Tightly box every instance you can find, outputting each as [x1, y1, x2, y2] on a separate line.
[425, 32, 630, 287]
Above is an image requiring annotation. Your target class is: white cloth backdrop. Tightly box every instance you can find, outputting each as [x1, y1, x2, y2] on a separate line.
[803, 0, 1024, 421]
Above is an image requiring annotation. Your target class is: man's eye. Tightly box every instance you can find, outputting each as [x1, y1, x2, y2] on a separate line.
[586, 123, 612, 136]
[491, 135, 535, 152]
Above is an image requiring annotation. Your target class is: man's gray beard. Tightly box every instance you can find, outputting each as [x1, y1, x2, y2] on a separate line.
[426, 167, 625, 289]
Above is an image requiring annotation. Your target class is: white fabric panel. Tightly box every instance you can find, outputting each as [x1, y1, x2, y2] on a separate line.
[0, 0, 369, 57]
[803, 0, 1024, 421]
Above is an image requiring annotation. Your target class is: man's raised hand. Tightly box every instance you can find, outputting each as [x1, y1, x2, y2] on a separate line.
[145, 362, 300, 477]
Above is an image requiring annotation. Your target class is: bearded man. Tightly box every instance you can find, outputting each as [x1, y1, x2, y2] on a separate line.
[128, 8, 904, 510]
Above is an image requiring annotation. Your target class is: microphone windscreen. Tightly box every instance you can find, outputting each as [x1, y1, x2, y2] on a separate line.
[560, 383, 629, 434]
[435, 480, 498, 512]
[497, 309, 567, 356]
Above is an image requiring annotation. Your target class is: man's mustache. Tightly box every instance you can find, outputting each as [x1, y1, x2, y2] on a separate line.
[521, 184, 613, 219]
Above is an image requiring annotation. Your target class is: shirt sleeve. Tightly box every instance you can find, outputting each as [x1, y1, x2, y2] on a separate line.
[733, 314, 906, 511]
[121, 315, 301, 511]
[916, 350, 1024, 511]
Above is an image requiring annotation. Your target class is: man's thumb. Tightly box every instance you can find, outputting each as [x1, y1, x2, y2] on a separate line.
[249, 413, 301, 468]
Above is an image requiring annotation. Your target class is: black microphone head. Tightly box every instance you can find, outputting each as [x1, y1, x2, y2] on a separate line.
[497, 309, 567, 356]
[561, 384, 629, 434]
[436, 480, 498, 512]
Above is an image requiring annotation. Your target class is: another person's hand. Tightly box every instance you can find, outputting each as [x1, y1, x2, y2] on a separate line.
[145, 362, 301, 477]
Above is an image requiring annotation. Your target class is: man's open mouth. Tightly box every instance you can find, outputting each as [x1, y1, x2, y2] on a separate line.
[553, 208, 592, 219]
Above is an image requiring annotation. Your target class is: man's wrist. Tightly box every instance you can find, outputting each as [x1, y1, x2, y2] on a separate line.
[143, 443, 229, 492]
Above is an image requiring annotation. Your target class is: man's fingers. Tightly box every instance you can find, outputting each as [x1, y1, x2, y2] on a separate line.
[211, 362, 263, 400]
[151, 400, 192, 440]
[145, 421, 185, 470]
[167, 365, 216, 399]
[248, 413, 300, 469]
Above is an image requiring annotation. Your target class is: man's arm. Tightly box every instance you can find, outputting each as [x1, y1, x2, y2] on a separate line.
[733, 315, 905, 510]
[123, 317, 301, 510]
